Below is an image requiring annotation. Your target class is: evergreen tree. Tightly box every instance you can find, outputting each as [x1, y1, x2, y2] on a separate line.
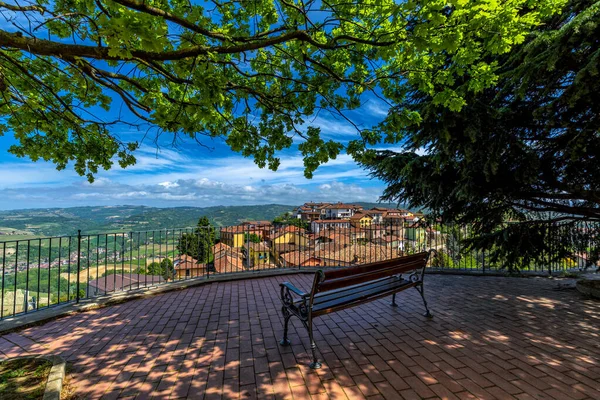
[177, 217, 216, 263]
[362, 0, 600, 270]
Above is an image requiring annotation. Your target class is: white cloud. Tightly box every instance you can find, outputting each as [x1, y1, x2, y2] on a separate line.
[364, 101, 390, 117]
[110, 151, 369, 189]
[158, 181, 180, 189]
[117, 145, 189, 172]
[0, 177, 382, 209]
[308, 115, 358, 136]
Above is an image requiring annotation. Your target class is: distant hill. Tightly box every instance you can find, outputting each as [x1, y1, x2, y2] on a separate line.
[0, 202, 414, 238]
[0, 205, 293, 237]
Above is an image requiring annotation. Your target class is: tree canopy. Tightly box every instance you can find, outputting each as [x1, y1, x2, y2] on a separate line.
[273, 211, 308, 229]
[0, 0, 564, 180]
[177, 216, 216, 262]
[361, 0, 600, 270]
[147, 257, 175, 280]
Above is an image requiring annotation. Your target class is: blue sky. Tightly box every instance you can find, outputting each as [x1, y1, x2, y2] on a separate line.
[0, 4, 404, 210]
[0, 98, 393, 210]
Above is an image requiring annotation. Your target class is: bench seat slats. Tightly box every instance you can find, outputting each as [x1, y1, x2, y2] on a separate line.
[316, 259, 424, 293]
[322, 252, 428, 280]
[310, 274, 413, 305]
[311, 277, 416, 315]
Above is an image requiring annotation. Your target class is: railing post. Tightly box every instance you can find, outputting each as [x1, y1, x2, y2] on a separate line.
[206, 227, 211, 279]
[482, 248, 486, 274]
[76, 230, 81, 303]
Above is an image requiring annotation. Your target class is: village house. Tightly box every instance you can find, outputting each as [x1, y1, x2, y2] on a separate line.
[212, 242, 244, 273]
[382, 209, 405, 226]
[405, 224, 426, 242]
[322, 203, 363, 219]
[310, 219, 351, 234]
[367, 207, 387, 224]
[350, 212, 373, 228]
[279, 251, 322, 267]
[292, 202, 331, 221]
[372, 235, 402, 249]
[241, 220, 272, 228]
[213, 249, 244, 273]
[269, 225, 309, 247]
[270, 243, 304, 265]
[220, 225, 267, 248]
[320, 244, 393, 267]
[243, 242, 271, 267]
[241, 221, 272, 237]
[362, 225, 387, 240]
[293, 205, 324, 222]
[315, 232, 352, 247]
[173, 254, 207, 278]
[313, 242, 347, 258]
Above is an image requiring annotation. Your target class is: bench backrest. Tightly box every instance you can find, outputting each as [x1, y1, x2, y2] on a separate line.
[311, 251, 430, 295]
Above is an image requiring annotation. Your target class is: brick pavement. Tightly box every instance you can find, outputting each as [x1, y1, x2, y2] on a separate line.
[0, 274, 599, 399]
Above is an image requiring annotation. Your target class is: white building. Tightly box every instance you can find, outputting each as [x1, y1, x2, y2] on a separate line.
[323, 203, 363, 219]
[310, 219, 351, 234]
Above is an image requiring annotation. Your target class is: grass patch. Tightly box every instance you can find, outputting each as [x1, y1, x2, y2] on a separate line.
[560, 271, 581, 278]
[0, 358, 52, 400]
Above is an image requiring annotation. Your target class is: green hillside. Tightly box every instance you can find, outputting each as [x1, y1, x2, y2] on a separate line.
[0, 204, 294, 237]
[0, 202, 415, 239]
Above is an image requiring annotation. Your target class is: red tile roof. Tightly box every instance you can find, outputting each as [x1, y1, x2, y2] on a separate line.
[213, 242, 232, 254]
[311, 219, 352, 224]
[323, 203, 364, 209]
[214, 253, 244, 273]
[174, 255, 205, 270]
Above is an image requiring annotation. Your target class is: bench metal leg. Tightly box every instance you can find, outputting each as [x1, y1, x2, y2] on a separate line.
[416, 285, 433, 318]
[390, 292, 398, 307]
[280, 307, 292, 346]
[308, 321, 321, 369]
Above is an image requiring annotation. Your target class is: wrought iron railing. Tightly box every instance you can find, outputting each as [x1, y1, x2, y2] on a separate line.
[0, 220, 594, 320]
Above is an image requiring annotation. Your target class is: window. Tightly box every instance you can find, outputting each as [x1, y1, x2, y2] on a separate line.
[185, 269, 190, 276]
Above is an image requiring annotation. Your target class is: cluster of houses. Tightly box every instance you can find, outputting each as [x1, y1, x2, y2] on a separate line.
[172, 203, 432, 278]
[294, 203, 420, 233]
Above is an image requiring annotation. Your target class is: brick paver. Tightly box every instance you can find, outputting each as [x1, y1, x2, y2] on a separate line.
[1, 274, 599, 399]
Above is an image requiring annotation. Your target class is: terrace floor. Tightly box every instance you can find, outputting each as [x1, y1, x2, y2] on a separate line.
[0, 273, 599, 400]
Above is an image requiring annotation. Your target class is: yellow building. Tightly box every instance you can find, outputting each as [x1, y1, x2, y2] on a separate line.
[350, 213, 373, 228]
[271, 227, 309, 247]
[244, 242, 271, 267]
[220, 226, 266, 248]
[220, 228, 244, 248]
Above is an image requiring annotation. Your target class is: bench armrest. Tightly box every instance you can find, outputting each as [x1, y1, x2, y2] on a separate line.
[280, 282, 307, 297]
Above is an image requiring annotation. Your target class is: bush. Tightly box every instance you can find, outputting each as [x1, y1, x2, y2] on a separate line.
[430, 251, 455, 268]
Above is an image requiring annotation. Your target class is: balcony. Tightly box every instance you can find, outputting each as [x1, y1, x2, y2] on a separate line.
[1, 272, 598, 399]
[0, 222, 599, 398]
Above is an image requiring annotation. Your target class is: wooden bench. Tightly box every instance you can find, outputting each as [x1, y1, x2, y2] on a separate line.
[279, 251, 433, 368]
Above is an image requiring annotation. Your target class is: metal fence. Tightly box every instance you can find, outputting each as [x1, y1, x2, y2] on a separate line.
[0, 220, 594, 320]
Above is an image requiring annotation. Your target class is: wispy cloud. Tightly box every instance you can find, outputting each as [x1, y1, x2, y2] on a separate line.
[0, 163, 78, 188]
[0, 91, 399, 209]
[364, 101, 390, 118]
[308, 115, 358, 136]
[109, 150, 370, 187]
[0, 178, 382, 209]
